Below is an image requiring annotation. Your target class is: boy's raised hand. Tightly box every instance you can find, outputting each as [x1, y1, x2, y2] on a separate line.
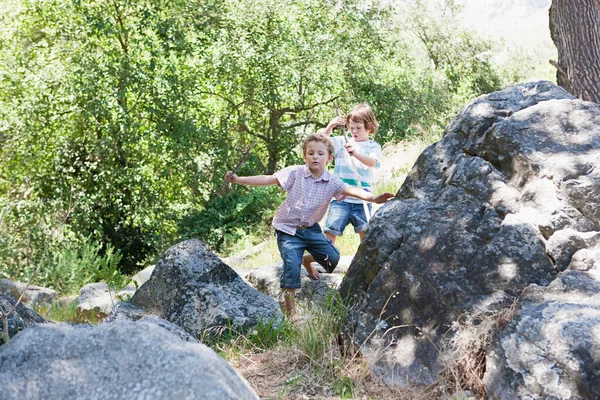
[325, 115, 346, 135]
[344, 142, 356, 156]
[225, 171, 238, 184]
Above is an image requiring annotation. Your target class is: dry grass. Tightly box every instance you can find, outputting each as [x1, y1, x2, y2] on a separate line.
[233, 333, 426, 400]
[223, 296, 519, 400]
[432, 301, 519, 399]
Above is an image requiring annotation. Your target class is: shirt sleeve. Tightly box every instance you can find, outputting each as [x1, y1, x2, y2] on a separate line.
[333, 136, 345, 159]
[332, 177, 348, 200]
[274, 165, 297, 191]
[367, 141, 382, 169]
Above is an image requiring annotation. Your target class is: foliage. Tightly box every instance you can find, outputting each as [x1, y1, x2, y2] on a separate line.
[36, 299, 99, 324]
[0, 196, 125, 296]
[179, 185, 283, 254]
[40, 238, 122, 295]
[204, 316, 295, 356]
[0, 0, 550, 288]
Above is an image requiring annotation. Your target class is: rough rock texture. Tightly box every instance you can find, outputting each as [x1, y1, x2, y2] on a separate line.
[484, 266, 600, 399]
[0, 320, 259, 399]
[0, 279, 56, 307]
[0, 294, 49, 345]
[128, 239, 281, 337]
[339, 81, 600, 387]
[76, 265, 155, 320]
[104, 304, 199, 343]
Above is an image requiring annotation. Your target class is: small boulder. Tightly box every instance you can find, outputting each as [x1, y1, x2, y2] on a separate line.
[0, 294, 49, 345]
[244, 262, 344, 306]
[0, 320, 259, 399]
[76, 282, 118, 320]
[129, 239, 282, 338]
[0, 279, 56, 307]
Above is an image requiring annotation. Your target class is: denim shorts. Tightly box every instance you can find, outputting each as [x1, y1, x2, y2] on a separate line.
[275, 224, 340, 289]
[324, 200, 372, 236]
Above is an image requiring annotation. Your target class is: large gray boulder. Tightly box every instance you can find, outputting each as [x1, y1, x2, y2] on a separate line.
[126, 239, 282, 338]
[484, 265, 600, 399]
[0, 320, 259, 399]
[339, 81, 600, 387]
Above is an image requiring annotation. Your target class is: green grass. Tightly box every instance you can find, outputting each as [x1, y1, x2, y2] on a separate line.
[36, 299, 99, 324]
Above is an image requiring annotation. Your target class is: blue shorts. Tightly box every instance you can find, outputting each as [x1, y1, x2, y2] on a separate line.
[324, 200, 372, 236]
[275, 224, 340, 289]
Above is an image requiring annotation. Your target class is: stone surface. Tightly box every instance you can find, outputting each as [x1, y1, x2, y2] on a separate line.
[0, 294, 49, 345]
[0, 279, 56, 307]
[484, 268, 600, 399]
[76, 282, 118, 320]
[0, 320, 259, 399]
[339, 81, 600, 390]
[126, 239, 282, 338]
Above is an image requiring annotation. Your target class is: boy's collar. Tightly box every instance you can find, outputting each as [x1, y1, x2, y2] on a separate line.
[303, 165, 330, 181]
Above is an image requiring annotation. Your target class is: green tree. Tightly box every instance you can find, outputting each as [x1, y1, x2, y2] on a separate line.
[199, 0, 395, 177]
[0, 0, 226, 272]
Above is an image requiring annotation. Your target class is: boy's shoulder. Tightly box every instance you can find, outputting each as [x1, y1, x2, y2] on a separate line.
[358, 139, 382, 150]
[276, 164, 304, 174]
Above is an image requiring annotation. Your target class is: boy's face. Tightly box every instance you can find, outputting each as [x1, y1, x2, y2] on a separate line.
[303, 141, 333, 176]
[349, 120, 369, 142]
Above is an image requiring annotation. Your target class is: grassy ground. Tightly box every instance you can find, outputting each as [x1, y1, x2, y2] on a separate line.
[215, 292, 435, 400]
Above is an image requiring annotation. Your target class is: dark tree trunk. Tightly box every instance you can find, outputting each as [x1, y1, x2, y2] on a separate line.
[549, 0, 600, 103]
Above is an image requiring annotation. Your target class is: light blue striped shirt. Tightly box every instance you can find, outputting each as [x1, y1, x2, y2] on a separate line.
[331, 136, 382, 204]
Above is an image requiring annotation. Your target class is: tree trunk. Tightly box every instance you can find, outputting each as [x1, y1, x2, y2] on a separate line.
[549, 0, 600, 103]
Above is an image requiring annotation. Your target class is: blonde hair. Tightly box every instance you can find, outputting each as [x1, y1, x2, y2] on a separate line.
[303, 133, 334, 155]
[347, 103, 379, 134]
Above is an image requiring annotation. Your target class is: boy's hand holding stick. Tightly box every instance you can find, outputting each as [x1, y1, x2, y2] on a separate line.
[213, 140, 258, 200]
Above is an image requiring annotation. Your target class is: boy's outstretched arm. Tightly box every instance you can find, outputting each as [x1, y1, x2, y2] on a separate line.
[343, 186, 394, 204]
[225, 171, 278, 186]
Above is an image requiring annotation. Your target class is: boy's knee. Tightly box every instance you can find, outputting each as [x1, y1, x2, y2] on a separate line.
[323, 251, 340, 273]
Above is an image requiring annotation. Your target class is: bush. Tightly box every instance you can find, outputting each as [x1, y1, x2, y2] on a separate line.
[36, 237, 124, 296]
[179, 186, 284, 254]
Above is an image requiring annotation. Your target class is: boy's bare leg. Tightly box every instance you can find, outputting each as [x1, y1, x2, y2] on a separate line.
[284, 288, 296, 317]
[325, 232, 337, 243]
[301, 231, 339, 278]
[359, 231, 366, 242]
[301, 255, 320, 280]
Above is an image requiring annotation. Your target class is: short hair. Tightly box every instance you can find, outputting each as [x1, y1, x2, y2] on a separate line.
[347, 103, 379, 134]
[303, 132, 334, 156]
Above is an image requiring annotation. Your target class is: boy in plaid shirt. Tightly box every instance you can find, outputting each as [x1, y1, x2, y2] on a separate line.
[226, 133, 393, 317]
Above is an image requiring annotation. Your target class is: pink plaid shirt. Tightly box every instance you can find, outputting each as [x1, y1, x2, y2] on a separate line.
[273, 165, 347, 235]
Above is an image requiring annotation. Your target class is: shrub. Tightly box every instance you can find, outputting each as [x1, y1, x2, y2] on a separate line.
[179, 186, 284, 254]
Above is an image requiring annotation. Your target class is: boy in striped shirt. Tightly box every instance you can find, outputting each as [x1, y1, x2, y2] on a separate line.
[303, 104, 382, 273]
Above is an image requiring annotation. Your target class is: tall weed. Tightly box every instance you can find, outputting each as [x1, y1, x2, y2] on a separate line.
[293, 290, 347, 363]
